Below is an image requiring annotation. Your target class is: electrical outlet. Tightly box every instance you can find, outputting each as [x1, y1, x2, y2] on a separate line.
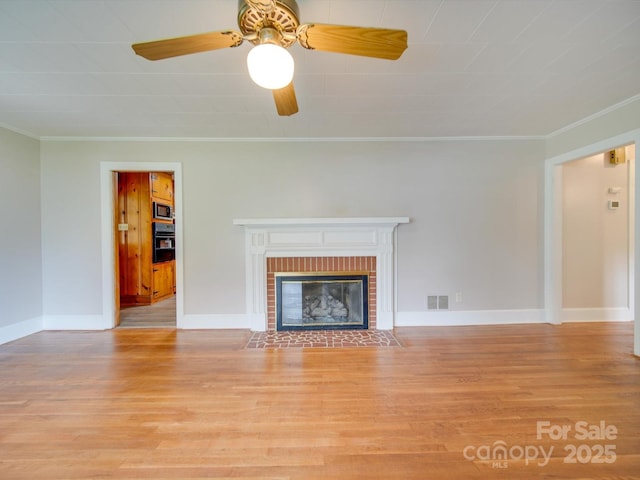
[455, 292, 462, 303]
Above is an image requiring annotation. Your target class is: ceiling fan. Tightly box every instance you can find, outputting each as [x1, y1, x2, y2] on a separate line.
[132, 0, 408, 116]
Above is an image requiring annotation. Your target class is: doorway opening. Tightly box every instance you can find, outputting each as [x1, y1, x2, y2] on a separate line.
[116, 171, 176, 328]
[546, 141, 635, 326]
[561, 146, 634, 322]
[100, 162, 183, 330]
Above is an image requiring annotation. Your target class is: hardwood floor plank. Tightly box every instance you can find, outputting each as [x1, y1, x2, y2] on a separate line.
[0, 323, 638, 479]
[119, 296, 176, 328]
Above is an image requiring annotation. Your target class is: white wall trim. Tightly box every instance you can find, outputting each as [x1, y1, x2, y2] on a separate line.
[39, 135, 545, 143]
[547, 95, 640, 139]
[100, 162, 184, 329]
[234, 217, 412, 226]
[43, 315, 111, 330]
[544, 163, 563, 325]
[629, 154, 636, 319]
[561, 308, 633, 323]
[0, 317, 43, 345]
[396, 309, 545, 327]
[180, 314, 251, 330]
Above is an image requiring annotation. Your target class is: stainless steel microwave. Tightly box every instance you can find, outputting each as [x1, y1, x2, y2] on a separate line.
[153, 202, 173, 220]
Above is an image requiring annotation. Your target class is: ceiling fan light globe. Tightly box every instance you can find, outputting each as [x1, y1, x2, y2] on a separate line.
[247, 44, 294, 90]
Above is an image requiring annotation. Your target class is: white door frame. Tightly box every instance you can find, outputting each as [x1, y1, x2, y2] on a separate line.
[544, 130, 640, 356]
[100, 162, 184, 328]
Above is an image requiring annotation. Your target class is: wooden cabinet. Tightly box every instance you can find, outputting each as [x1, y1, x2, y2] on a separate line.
[150, 172, 174, 204]
[118, 171, 175, 306]
[153, 261, 175, 301]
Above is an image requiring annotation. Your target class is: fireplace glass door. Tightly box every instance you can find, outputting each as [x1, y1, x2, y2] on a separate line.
[276, 274, 368, 331]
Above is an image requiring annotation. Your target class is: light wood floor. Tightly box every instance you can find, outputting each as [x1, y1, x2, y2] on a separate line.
[119, 295, 176, 328]
[0, 322, 638, 479]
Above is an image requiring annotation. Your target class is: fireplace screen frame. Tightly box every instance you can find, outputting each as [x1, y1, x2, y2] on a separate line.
[275, 272, 369, 331]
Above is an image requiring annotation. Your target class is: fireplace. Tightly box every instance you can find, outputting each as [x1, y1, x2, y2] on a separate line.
[277, 273, 369, 331]
[267, 256, 376, 331]
[233, 217, 409, 332]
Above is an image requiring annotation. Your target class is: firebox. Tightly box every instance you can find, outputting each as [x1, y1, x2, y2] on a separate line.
[276, 273, 369, 331]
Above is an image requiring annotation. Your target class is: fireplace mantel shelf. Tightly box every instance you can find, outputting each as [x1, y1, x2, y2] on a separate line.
[233, 217, 410, 227]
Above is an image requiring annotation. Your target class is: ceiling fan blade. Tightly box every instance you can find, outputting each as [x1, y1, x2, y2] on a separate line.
[132, 31, 243, 60]
[298, 24, 407, 60]
[273, 82, 298, 116]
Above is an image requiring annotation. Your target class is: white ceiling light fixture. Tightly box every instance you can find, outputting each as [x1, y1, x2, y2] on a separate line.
[247, 36, 294, 90]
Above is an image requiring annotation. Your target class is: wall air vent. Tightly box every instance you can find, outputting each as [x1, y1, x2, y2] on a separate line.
[438, 295, 449, 310]
[427, 296, 438, 310]
[428, 295, 449, 310]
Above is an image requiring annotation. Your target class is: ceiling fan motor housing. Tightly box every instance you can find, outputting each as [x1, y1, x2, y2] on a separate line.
[238, 0, 300, 47]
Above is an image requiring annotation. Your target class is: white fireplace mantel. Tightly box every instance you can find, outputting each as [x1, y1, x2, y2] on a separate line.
[233, 217, 410, 331]
[234, 217, 410, 227]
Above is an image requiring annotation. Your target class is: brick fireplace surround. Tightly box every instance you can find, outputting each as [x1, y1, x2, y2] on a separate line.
[233, 217, 409, 332]
[266, 256, 377, 331]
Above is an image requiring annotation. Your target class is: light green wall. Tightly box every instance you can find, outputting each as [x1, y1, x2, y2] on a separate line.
[39, 138, 545, 321]
[0, 128, 42, 329]
[4, 94, 640, 335]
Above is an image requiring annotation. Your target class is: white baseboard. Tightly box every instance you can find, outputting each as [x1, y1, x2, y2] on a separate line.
[561, 307, 633, 323]
[396, 309, 546, 327]
[0, 317, 43, 345]
[179, 314, 251, 330]
[14, 309, 628, 336]
[377, 311, 394, 330]
[43, 314, 112, 330]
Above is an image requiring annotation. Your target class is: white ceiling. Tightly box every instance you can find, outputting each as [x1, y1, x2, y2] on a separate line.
[1, 0, 639, 140]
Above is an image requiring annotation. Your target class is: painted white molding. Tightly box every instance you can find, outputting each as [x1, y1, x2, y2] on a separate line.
[234, 217, 410, 331]
[397, 309, 545, 327]
[561, 308, 633, 323]
[180, 314, 252, 330]
[0, 317, 42, 345]
[545, 130, 639, 342]
[544, 163, 564, 325]
[100, 162, 184, 330]
[234, 217, 411, 227]
[42, 314, 111, 330]
[397, 308, 635, 327]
